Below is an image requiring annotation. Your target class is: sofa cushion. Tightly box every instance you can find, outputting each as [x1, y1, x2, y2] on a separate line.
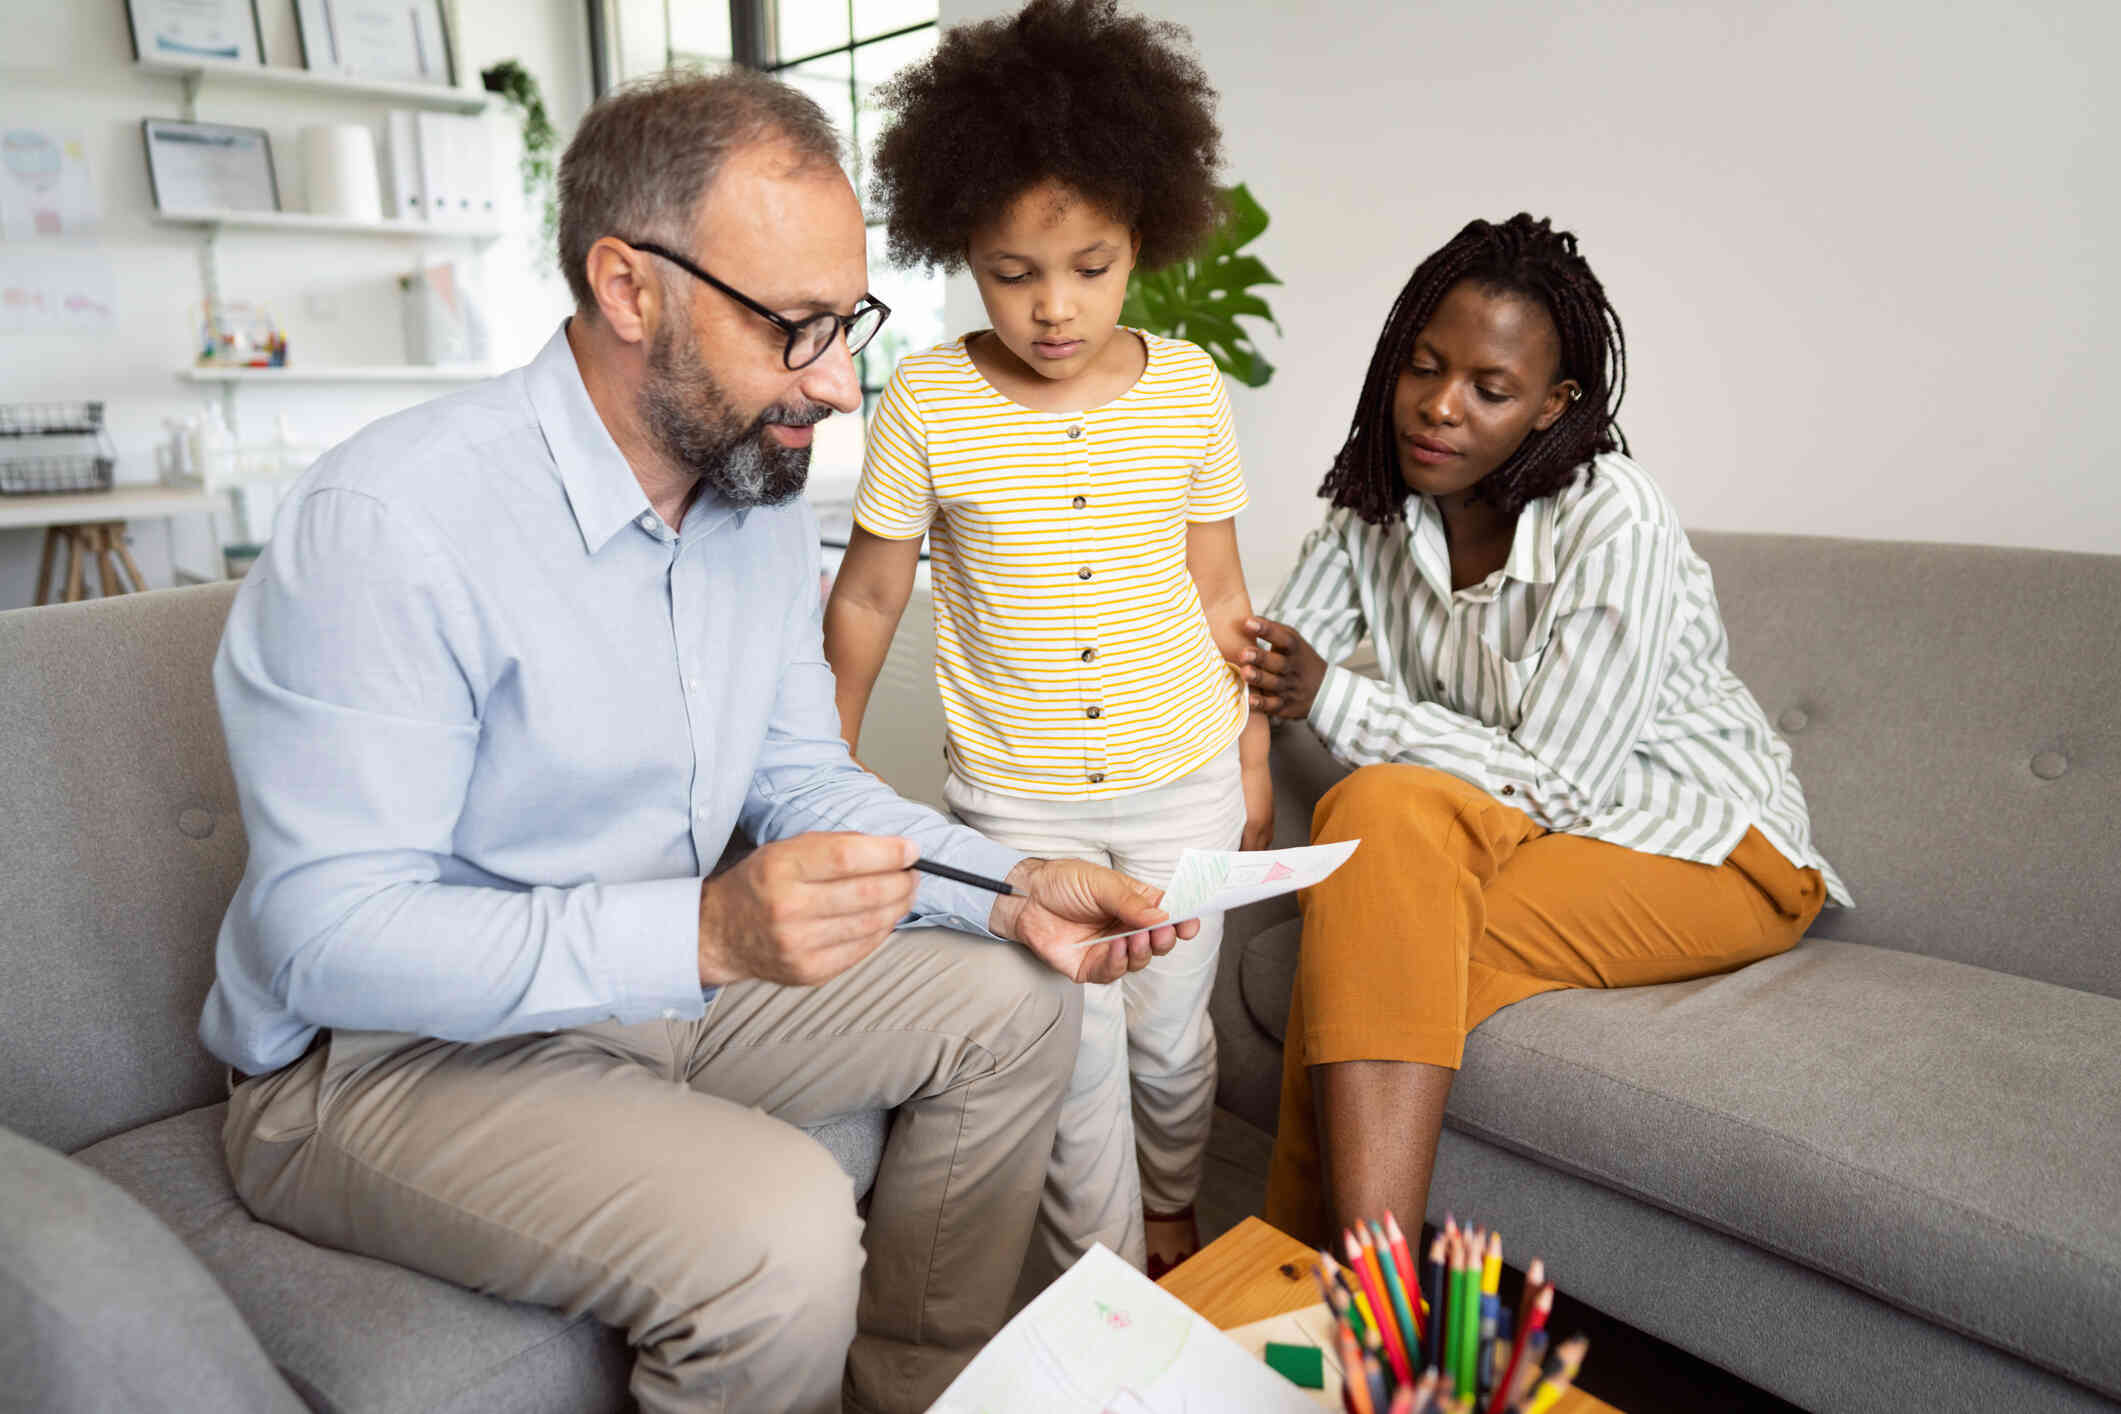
[1689, 533, 2121, 1001]
[1, 1123, 307, 1414]
[1238, 925, 2121, 1396]
[73, 1101, 888, 1413]
[76, 1104, 632, 1414]
[0, 584, 247, 1155]
[1447, 940, 2121, 1399]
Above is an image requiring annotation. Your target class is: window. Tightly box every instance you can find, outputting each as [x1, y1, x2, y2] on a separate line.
[591, 3, 944, 496]
[591, 2, 943, 412]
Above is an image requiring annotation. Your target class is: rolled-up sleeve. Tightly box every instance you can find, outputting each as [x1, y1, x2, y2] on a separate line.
[206, 486, 705, 1068]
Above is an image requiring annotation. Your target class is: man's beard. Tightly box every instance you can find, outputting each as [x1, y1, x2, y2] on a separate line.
[638, 310, 825, 508]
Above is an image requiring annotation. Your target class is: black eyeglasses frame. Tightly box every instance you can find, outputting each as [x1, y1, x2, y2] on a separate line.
[620, 237, 891, 371]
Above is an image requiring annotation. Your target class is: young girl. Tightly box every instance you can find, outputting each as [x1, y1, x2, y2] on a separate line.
[824, 0, 1268, 1279]
[1233, 214, 1851, 1242]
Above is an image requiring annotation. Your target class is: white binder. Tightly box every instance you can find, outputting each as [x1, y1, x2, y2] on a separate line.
[382, 109, 423, 221]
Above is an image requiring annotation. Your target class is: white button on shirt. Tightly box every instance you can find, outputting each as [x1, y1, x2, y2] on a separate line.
[200, 322, 1023, 1077]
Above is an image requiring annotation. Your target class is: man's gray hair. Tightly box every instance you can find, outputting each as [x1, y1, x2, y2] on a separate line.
[556, 68, 844, 313]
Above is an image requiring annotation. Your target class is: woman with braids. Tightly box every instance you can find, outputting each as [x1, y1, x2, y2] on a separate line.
[1231, 214, 1850, 1241]
[824, 0, 1265, 1278]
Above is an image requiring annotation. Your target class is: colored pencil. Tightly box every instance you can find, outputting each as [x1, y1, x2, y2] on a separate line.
[1369, 1219, 1423, 1375]
[1339, 1320, 1374, 1414]
[1520, 1334, 1589, 1414]
[1476, 1229, 1502, 1403]
[1348, 1229, 1414, 1386]
[1457, 1230, 1484, 1401]
[1385, 1211, 1425, 1336]
[1423, 1231, 1447, 1371]
[1451, 1231, 1477, 1397]
[1365, 1352, 1391, 1414]
[1491, 1285, 1552, 1414]
[1514, 1258, 1544, 1336]
[1324, 1253, 1371, 1344]
[908, 857, 1015, 895]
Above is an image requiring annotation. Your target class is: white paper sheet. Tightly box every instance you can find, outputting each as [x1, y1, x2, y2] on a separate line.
[1072, 839, 1361, 947]
[928, 1245, 1322, 1414]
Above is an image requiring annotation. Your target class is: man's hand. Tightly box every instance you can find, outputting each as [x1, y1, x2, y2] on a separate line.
[989, 859, 1199, 983]
[698, 833, 919, 987]
[1230, 617, 1329, 720]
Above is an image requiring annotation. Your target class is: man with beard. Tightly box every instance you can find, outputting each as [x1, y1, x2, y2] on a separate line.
[200, 70, 1192, 1414]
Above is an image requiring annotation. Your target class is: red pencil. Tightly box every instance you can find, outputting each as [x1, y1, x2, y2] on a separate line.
[1488, 1283, 1552, 1414]
[1347, 1228, 1415, 1386]
[1384, 1210, 1425, 1339]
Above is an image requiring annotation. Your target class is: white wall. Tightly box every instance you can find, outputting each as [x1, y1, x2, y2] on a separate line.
[0, 0, 593, 606]
[942, 0, 2121, 592]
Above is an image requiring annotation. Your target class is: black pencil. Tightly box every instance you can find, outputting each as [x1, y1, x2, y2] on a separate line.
[910, 857, 1017, 896]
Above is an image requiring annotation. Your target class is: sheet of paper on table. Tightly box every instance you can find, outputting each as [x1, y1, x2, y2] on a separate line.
[927, 1244, 1322, 1414]
[1223, 1301, 1345, 1411]
[1072, 839, 1361, 948]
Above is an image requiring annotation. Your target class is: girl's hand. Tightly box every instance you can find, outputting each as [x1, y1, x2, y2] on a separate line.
[1234, 617, 1328, 720]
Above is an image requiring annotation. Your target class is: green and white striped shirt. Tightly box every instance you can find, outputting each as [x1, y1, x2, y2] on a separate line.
[1267, 452, 1849, 904]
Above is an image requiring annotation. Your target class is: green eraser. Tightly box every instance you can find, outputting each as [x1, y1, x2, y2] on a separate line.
[1263, 1341, 1325, 1389]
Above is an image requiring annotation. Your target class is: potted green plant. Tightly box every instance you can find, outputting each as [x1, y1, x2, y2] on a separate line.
[481, 60, 558, 252]
[1121, 183, 1282, 387]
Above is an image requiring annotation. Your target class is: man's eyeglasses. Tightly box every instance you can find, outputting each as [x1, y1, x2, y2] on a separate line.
[621, 238, 890, 371]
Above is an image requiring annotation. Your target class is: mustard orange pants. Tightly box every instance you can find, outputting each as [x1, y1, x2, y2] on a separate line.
[1264, 764, 1825, 1241]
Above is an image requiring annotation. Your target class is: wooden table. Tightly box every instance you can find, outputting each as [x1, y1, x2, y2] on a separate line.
[1159, 1217, 1620, 1413]
[0, 486, 221, 604]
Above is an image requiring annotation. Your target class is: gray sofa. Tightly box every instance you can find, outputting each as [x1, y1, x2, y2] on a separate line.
[0, 582, 888, 1412]
[1210, 532, 2121, 1412]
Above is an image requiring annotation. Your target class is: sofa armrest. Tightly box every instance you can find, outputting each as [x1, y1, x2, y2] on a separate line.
[0, 1125, 307, 1414]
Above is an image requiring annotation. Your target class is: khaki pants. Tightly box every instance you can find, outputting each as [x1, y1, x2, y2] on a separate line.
[1265, 764, 1826, 1243]
[224, 928, 1081, 1414]
[945, 741, 1246, 1276]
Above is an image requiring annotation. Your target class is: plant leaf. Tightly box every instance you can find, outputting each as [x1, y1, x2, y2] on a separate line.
[1124, 183, 1282, 387]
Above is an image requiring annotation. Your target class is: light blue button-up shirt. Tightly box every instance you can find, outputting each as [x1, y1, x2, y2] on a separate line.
[201, 324, 1024, 1076]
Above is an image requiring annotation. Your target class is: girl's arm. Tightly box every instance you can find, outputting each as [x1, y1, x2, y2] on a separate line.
[822, 527, 924, 756]
[1186, 517, 1274, 850]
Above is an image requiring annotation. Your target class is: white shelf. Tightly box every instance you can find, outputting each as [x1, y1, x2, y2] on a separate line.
[180, 366, 497, 384]
[153, 208, 504, 240]
[136, 56, 490, 112]
[0, 486, 220, 533]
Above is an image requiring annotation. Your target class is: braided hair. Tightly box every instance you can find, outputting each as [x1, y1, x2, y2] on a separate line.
[1319, 214, 1628, 524]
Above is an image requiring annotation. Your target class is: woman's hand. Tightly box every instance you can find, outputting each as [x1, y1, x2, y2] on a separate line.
[1232, 617, 1328, 721]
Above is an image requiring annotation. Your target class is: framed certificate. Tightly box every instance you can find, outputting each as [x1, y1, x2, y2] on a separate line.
[295, 0, 457, 87]
[124, 0, 265, 66]
[141, 119, 280, 215]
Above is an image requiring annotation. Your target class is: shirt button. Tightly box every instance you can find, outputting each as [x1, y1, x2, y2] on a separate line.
[640, 514, 655, 529]
[1078, 566, 1093, 580]
[1066, 425, 1083, 440]
[1081, 648, 1096, 662]
[686, 678, 699, 693]
[661, 1009, 680, 1020]
[1500, 785, 1517, 796]
[1086, 705, 1102, 719]
[1072, 495, 1087, 509]
[1087, 772, 1105, 784]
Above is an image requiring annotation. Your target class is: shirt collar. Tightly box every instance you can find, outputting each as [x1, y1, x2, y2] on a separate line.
[524, 320, 658, 556]
[1400, 487, 1561, 597]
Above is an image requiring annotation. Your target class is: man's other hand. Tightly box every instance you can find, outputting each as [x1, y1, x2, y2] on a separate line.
[698, 833, 919, 987]
[990, 859, 1198, 984]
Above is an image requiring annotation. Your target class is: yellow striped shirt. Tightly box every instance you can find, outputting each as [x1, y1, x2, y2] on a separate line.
[853, 330, 1250, 798]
